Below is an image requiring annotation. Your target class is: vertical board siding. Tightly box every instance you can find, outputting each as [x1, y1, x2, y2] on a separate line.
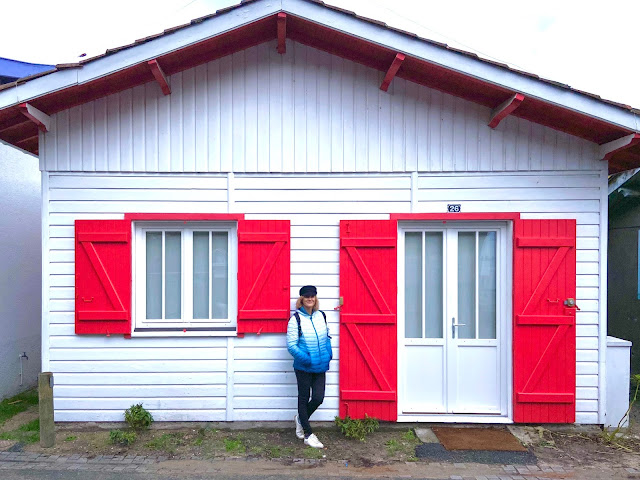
[40, 41, 600, 175]
[46, 171, 603, 422]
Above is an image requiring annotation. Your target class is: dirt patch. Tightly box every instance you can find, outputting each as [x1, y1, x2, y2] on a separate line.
[0, 406, 39, 434]
[526, 403, 640, 470]
[13, 403, 640, 470]
[23, 424, 420, 467]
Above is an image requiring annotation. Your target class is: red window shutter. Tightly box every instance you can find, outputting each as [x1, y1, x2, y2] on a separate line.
[513, 219, 577, 423]
[339, 220, 397, 421]
[75, 220, 132, 335]
[237, 219, 290, 334]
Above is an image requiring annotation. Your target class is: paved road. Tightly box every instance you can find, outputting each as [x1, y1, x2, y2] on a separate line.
[1, 451, 634, 479]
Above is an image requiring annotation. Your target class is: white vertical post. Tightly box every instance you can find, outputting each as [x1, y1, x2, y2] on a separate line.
[411, 171, 418, 212]
[598, 167, 609, 424]
[226, 336, 235, 421]
[227, 172, 235, 213]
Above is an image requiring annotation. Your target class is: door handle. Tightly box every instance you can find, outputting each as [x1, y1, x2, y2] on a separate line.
[451, 317, 466, 337]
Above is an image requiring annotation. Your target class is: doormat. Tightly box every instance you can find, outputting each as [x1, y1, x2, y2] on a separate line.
[432, 426, 527, 451]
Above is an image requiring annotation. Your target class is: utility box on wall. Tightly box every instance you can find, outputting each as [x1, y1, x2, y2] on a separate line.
[605, 336, 632, 428]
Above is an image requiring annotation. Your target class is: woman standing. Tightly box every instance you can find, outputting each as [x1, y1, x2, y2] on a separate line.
[286, 285, 332, 449]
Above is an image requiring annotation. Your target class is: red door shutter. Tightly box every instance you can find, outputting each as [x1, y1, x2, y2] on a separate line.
[237, 219, 290, 334]
[339, 220, 397, 421]
[75, 220, 132, 335]
[513, 219, 577, 423]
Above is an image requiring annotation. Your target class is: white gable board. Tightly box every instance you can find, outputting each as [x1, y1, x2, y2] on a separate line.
[40, 41, 600, 175]
[40, 38, 607, 424]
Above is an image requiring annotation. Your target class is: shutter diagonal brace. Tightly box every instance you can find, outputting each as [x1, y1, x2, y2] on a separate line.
[345, 246, 391, 314]
[240, 241, 285, 311]
[345, 323, 392, 391]
[521, 246, 569, 315]
[519, 324, 571, 397]
[81, 241, 126, 312]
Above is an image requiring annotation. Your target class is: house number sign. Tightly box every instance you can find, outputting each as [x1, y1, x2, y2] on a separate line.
[447, 204, 461, 213]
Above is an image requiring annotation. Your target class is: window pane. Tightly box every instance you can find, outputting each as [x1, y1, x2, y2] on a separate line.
[457, 232, 476, 339]
[212, 232, 228, 319]
[165, 232, 182, 319]
[478, 232, 497, 339]
[146, 232, 162, 319]
[193, 232, 209, 319]
[404, 232, 422, 338]
[425, 232, 443, 338]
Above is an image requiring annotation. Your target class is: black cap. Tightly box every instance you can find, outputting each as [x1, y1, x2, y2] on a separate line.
[299, 285, 317, 297]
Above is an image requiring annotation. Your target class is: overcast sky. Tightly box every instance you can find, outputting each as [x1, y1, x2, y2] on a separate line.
[2, 0, 639, 110]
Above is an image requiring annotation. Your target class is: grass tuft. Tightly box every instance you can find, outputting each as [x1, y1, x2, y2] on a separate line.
[0, 389, 38, 425]
[223, 437, 245, 454]
[0, 418, 40, 444]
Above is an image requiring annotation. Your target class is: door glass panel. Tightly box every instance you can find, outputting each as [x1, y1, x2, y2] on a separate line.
[146, 232, 162, 319]
[165, 232, 182, 319]
[457, 232, 476, 339]
[478, 231, 497, 339]
[212, 232, 229, 319]
[193, 232, 209, 319]
[425, 232, 443, 338]
[404, 232, 422, 338]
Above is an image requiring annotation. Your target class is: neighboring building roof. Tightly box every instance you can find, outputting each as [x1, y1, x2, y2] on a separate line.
[0, 57, 54, 85]
[0, 0, 638, 172]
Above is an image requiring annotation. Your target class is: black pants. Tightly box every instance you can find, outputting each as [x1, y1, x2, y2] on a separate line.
[294, 369, 326, 436]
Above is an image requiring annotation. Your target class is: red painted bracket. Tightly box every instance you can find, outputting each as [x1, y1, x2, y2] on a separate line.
[277, 13, 287, 54]
[148, 59, 171, 95]
[380, 53, 405, 92]
[488, 93, 525, 128]
[599, 133, 640, 161]
[18, 103, 50, 132]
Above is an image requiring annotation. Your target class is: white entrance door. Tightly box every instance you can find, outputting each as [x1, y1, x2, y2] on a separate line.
[399, 223, 508, 416]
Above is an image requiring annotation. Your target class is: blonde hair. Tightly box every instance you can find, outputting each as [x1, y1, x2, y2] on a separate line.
[295, 296, 320, 312]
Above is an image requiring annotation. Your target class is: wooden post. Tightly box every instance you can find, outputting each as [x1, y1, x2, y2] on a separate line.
[38, 372, 55, 447]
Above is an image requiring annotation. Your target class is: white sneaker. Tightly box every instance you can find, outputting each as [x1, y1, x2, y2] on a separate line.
[294, 415, 304, 439]
[304, 433, 324, 449]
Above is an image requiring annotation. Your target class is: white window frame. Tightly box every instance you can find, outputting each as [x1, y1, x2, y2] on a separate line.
[132, 221, 238, 337]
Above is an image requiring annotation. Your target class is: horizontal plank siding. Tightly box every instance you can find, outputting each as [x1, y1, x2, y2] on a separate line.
[45, 164, 604, 421]
[41, 41, 600, 175]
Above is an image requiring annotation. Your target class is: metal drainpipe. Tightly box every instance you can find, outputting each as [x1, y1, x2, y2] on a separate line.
[19, 352, 29, 386]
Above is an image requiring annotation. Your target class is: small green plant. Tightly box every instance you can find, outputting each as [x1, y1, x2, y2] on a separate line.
[65, 436, 77, 442]
[334, 414, 379, 441]
[146, 433, 183, 453]
[223, 437, 245, 454]
[303, 446, 324, 459]
[402, 429, 417, 442]
[109, 429, 137, 446]
[602, 373, 640, 447]
[124, 404, 153, 430]
[385, 438, 401, 455]
[266, 445, 294, 458]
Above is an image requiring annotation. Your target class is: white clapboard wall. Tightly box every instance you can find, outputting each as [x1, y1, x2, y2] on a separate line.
[45, 170, 604, 423]
[40, 40, 599, 175]
[40, 37, 606, 423]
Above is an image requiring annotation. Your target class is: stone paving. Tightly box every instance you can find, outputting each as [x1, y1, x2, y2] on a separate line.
[0, 450, 636, 479]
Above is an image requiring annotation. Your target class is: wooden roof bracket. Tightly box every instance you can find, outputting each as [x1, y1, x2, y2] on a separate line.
[380, 53, 405, 92]
[148, 59, 171, 95]
[18, 103, 50, 132]
[277, 13, 287, 54]
[600, 133, 640, 161]
[488, 93, 525, 128]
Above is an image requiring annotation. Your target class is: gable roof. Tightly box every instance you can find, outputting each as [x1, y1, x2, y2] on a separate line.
[1, 0, 638, 172]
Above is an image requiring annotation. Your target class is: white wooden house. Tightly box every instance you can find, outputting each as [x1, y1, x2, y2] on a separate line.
[0, 0, 638, 424]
